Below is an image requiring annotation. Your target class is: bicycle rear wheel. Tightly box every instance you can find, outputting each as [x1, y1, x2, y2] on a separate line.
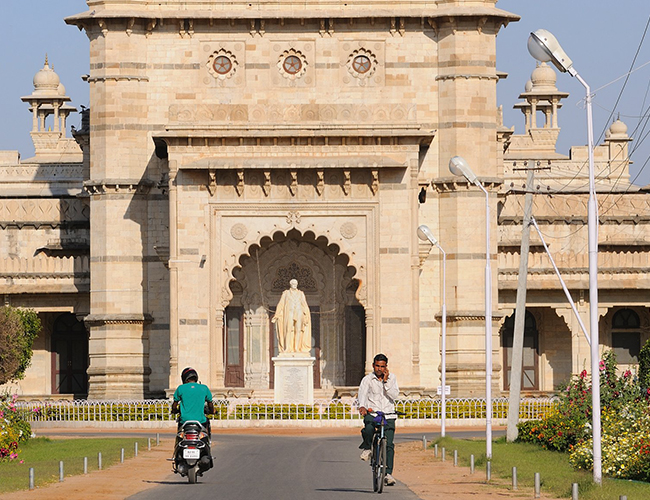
[377, 438, 387, 493]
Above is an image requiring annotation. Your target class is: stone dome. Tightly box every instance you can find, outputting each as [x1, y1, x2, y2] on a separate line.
[524, 79, 533, 92]
[33, 57, 60, 94]
[607, 118, 629, 139]
[57, 82, 67, 96]
[530, 62, 557, 90]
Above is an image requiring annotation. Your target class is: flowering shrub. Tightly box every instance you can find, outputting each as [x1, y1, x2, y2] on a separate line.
[570, 404, 650, 481]
[516, 368, 591, 451]
[519, 349, 650, 481]
[517, 350, 640, 454]
[517, 407, 586, 452]
[0, 393, 31, 461]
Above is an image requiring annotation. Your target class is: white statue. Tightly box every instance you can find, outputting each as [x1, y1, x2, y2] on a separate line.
[271, 279, 312, 354]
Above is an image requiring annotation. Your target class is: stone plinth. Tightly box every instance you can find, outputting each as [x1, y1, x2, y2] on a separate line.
[272, 354, 315, 404]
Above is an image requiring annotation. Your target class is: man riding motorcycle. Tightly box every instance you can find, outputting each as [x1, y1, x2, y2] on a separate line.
[171, 367, 215, 481]
[172, 367, 214, 434]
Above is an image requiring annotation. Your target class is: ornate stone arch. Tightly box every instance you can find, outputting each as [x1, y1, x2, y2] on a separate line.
[221, 228, 365, 308]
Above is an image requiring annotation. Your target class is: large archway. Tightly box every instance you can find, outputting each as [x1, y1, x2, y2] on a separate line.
[223, 229, 365, 392]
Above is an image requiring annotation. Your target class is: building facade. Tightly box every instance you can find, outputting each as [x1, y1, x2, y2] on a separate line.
[1, 0, 649, 400]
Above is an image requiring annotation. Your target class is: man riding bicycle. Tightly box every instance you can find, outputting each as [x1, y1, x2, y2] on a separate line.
[358, 353, 400, 486]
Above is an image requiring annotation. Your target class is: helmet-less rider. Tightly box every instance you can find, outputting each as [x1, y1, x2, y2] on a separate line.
[172, 367, 215, 438]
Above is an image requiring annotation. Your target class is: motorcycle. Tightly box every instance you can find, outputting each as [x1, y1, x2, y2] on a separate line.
[172, 420, 213, 483]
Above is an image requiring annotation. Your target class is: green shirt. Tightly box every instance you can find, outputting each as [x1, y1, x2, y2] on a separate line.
[173, 382, 213, 424]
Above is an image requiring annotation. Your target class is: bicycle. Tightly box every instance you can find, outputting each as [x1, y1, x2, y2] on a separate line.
[369, 411, 398, 493]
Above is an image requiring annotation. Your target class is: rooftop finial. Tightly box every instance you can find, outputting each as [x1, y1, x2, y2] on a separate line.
[45, 54, 49, 66]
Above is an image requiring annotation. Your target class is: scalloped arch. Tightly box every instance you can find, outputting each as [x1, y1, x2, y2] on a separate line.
[221, 228, 366, 308]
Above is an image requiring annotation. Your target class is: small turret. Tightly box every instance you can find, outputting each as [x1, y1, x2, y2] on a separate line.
[20, 56, 79, 159]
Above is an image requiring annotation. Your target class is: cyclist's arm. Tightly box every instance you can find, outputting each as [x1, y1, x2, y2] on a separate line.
[383, 374, 399, 400]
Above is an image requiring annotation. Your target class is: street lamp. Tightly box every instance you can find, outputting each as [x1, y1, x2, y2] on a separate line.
[417, 224, 447, 437]
[528, 29, 602, 485]
[448, 155, 492, 459]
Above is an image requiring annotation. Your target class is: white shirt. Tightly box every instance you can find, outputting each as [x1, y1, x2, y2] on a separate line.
[358, 372, 400, 414]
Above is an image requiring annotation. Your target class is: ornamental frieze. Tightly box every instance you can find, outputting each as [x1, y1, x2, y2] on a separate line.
[168, 103, 416, 124]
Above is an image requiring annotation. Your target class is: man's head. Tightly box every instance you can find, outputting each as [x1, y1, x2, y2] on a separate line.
[372, 353, 388, 379]
[181, 367, 198, 384]
[289, 279, 298, 289]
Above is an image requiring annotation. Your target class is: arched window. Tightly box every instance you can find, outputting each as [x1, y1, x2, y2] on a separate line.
[612, 309, 641, 364]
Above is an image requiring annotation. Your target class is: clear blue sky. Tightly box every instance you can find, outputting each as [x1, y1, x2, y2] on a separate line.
[1, 1, 650, 186]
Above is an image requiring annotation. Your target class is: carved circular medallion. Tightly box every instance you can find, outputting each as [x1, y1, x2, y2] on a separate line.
[340, 222, 358, 239]
[230, 223, 248, 240]
[346, 48, 378, 80]
[213, 55, 233, 75]
[278, 49, 308, 80]
[352, 55, 372, 74]
[207, 49, 238, 81]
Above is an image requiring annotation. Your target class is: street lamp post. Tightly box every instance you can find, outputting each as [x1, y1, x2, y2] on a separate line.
[528, 28, 601, 484]
[417, 224, 447, 437]
[448, 156, 492, 459]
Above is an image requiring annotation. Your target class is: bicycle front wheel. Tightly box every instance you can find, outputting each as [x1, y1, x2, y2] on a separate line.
[376, 438, 387, 493]
[371, 441, 379, 492]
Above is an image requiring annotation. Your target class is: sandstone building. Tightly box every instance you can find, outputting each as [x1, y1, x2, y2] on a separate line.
[1, 0, 649, 400]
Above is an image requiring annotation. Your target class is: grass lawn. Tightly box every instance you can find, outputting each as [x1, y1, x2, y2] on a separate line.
[0, 437, 152, 493]
[435, 436, 650, 500]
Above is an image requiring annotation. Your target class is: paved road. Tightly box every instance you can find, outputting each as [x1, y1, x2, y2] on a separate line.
[127, 433, 424, 500]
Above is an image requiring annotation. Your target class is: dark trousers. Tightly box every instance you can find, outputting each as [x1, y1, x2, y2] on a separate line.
[360, 414, 396, 474]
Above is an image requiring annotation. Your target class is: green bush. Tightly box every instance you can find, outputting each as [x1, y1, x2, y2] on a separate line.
[0, 307, 41, 385]
[637, 338, 650, 394]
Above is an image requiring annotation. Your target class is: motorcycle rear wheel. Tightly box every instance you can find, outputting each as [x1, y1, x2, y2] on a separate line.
[188, 466, 197, 484]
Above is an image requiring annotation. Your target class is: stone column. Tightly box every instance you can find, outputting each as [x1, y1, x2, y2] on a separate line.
[84, 23, 152, 399]
[433, 8, 504, 396]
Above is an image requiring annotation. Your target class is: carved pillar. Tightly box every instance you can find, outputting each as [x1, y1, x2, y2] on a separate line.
[168, 160, 179, 389]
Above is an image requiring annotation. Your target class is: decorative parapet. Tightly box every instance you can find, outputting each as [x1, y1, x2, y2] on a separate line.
[0, 198, 88, 229]
[0, 164, 84, 182]
[0, 255, 89, 279]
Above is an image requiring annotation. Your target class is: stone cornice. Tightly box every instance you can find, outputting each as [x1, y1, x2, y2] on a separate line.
[0, 221, 88, 230]
[83, 314, 154, 327]
[158, 124, 435, 142]
[84, 179, 155, 195]
[499, 215, 650, 225]
[0, 272, 89, 279]
[65, 4, 519, 23]
[443, 311, 506, 322]
[430, 176, 503, 192]
[499, 267, 650, 277]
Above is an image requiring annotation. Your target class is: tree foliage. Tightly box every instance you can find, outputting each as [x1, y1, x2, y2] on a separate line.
[0, 307, 41, 385]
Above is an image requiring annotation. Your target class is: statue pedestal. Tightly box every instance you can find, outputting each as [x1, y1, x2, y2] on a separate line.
[272, 354, 315, 404]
